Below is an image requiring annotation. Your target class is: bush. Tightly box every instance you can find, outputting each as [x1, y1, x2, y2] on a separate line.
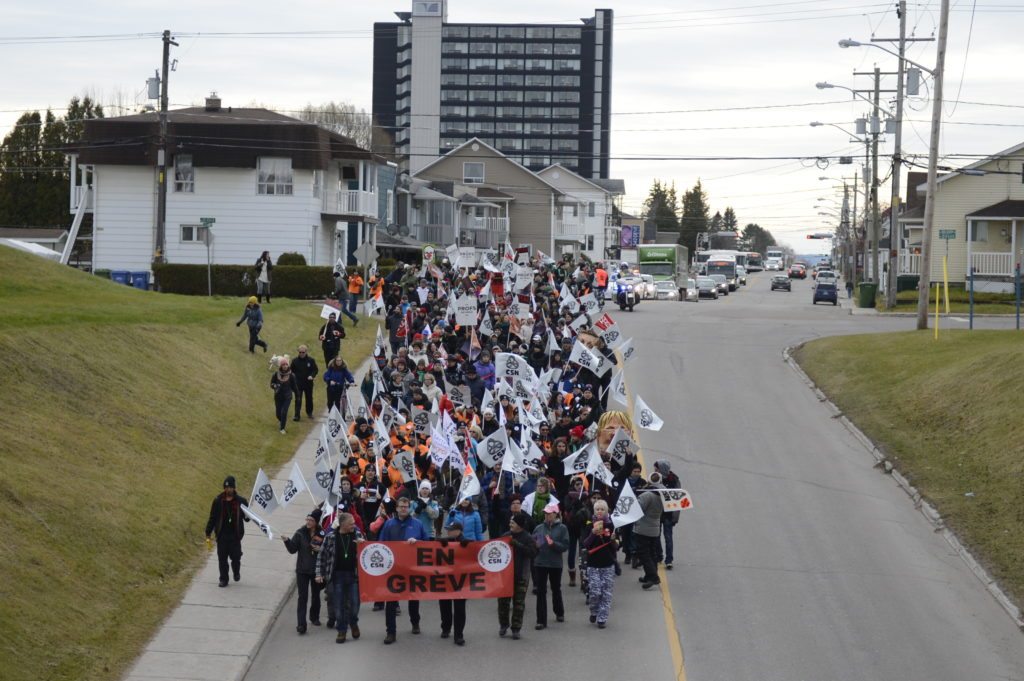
[153, 264, 334, 298]
[276, 252, 307, 266]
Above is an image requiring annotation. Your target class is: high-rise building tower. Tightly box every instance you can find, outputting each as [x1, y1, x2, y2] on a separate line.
[373, 2, 613, 179]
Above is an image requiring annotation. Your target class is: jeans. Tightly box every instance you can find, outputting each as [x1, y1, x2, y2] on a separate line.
[347, 293, 359, 313]
[498, 578, 529, 631]
[296, 573, 322, 626]
[247, 326, 267, 353]
[341, 305, 359, 324]
[661, 518, 675, 564]
[274, 393, 292, 430]
[534, 566, 563, 625]
[385, 600, 419, 635]
[256, 280, 270, 301]
[635, 534, 660, 584]
[216, 536, 241, 583]
[331, 571, 360, 633]
[294, 383, 314, 418]
[439, 599, 466, 637]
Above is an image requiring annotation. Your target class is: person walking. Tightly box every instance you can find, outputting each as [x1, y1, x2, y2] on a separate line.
[347, 269, 364, 316]
[498, 511, 538, 640]
[318, 313, 346, 366]
[437, 522, 470, 645]
[581, 499, 617, 628]
[316, 512, 364, 644]
[654, 460, 680, 569]
[283, 509, 324, 634]
[236, 297, 268, 354]
[323, 357, 355, 414]
[255, 251, 273, 303]
[635, 472, 665, 590]
[532, 501, 569, 629]
[333, 271, 361, 325]
[379, 497, 429, 644]
[845, 279, 854, 299]
[204, 476, 249, 588]
[271, 356, 297, 434]
[291, 345, 319, 422]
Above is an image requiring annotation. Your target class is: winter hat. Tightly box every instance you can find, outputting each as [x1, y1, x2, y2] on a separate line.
[419, 480, 433, 493]
[308, 508, 323, 522]
[223, 475, 236, 488]
[511, 511, 531, 529]
[570, 425, 586, 440]
[248, 296, 258, 304]
[543, 501, 560, 514]
[654, 460, 672, 476]
[447, 520, 463, 532]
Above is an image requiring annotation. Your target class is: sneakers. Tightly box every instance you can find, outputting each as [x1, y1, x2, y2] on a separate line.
[411, 624, 421, 635]
[350, 624, 360, 639]
[665, 561, 673, 570]
[642, 580, 661, 590]
[499, 626, 508, 637]
[383, 633, 396, 645]
[336, 632, 346, 644]
[511, 629, 521, 640]
[280, 429, 286, 435]
[454, 636, 465, 646]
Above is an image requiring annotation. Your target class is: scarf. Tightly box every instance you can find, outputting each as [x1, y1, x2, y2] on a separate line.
[532, 490, 551, 522]
[277, 368, 292, 383]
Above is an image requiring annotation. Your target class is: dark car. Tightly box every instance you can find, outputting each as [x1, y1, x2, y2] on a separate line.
[812, 281, 838, 305]
[695, 276, 719, 299]
[788, 264, 807, 279]
[770, 274, 791, 292]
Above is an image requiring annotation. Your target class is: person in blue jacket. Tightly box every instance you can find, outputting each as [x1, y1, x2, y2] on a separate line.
[446, 497, 484, 540]
[322, 357, 355, 413]
[379, 496, 428, 645]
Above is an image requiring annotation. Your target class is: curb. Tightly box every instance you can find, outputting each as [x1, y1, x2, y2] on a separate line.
[782, 342, 1024, 631]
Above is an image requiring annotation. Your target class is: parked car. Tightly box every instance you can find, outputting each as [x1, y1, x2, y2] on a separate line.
[684, 277, 699, 302]
[709, 274, 730, 295]
[770, 274, 792, 292]
[788, 264, 807, 279]
[695, 276, 719, 299]
[736, 265, 748, 286]
[812, 281, 839, 305]
[654, 280, 680, 301]
[639, 274, 657, 299]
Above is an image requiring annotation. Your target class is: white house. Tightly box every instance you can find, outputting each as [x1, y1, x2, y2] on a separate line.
[536, 165, 623, 260]
[68, 97, 389, 273]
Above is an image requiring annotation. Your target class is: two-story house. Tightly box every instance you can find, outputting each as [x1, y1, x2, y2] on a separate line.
[69, 97, 389, 273]
[536, 165, 623, 260]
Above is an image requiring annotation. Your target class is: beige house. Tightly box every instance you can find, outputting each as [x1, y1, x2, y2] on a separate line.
[900, 141, 1024, 290]
[412, 138, 578, 255]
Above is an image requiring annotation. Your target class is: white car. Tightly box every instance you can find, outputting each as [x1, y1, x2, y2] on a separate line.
[654, 280, 679, 300]
[685, 277, 699, 302]
[639, 274, 657, 299]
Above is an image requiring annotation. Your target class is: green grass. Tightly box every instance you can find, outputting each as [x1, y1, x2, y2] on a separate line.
[0, 246, 376, 681]
[884, 289, 1022, 314]
[795, 331, 1024, 605]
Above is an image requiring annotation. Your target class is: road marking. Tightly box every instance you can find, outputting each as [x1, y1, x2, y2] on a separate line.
[615, 347, 688, 681]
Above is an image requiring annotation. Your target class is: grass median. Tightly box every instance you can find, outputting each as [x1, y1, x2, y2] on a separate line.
[885, 288, 1021, 314]
[794, 330, 1024, 607]
[0, 246, 375, 681]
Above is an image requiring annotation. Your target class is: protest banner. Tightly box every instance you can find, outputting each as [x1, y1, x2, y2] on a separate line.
[607, 426, 639, 466]
[634, 395, 664, 431]
[593, 313, 624, 348]
[611, 482, 644, 527]
[279, 462, 308, 508]
[495, 352, 533, 383]
[454, 295, 478, 327]
[357, 539, 514, 602]
[249, 468, 279, 515]
[320, 303, 342, 320]
[658, 489, 694, 512]
[475, 428, 508, 468]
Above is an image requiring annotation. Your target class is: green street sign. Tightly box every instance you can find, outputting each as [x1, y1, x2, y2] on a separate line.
[939, 229, 956, 240]
[200, 217, 216, 226]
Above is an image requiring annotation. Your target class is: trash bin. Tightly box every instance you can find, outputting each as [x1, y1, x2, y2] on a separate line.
[130, 271, 151, 290]
[110, 270, 131, 286]
[896, 275, 919, 293]
[857, 282, 878, 308]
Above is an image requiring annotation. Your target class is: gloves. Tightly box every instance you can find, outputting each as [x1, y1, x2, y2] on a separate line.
[459, 538, 470, 548]
[235, 322, 241, 327]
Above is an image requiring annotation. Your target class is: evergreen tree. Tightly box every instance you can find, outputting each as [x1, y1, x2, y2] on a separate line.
[678, 180, 709, 253]
[709, 211, 723, 232]
[642, 179, 680, 233]
[741, 223, 777, 255]
[722, 207, 738, 232]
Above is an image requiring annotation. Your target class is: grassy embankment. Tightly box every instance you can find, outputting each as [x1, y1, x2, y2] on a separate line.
[0, 246, 375, 681]
[795, 331, 1024, 605]
[886, 288, 1021, 314]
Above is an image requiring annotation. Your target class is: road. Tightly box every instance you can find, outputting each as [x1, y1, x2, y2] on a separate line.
[245, 273, 1024, 681]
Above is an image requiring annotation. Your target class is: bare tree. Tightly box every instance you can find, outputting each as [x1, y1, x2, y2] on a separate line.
[297, 101, 372, 149]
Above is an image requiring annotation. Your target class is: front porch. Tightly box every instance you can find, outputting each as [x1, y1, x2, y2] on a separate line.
[967, 201, 1024, 279]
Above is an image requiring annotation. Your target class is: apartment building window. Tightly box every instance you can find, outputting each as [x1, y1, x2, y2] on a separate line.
[498, 90, 523, 102]
[441, 105, 467, 117]
[496, 106, 523, 118]
[442, 90, 467, 102]
[496, 122, 523, 133]
[497, 138, 523, 150]
[397, 47, 411, 62]
[553, 59, 581, 71]
[463, 162, 485, 183]
[552, 107, 579, 118]
[312, 169, 323, 198]
[525, 27, 553, 38]
[257, 157, 293, 195]
[526, 122, 550, 134]
[526, 43, 553, 55]
[526, 75, 552, 86]
[498, 43, 525, 54]
[441, 121, 467, 134]
[526, 138, 551, 151]
[174, 154, 194, 193]
[469, 74, 496, 86]
[442, 73, 468, 85]
[498, 26, 525, 38]
[443, 58, 469, 69]
[524, 106, 551, 118]
[553, 139, 578, 151]
[498, 58, 524, 70]
[443, 42, 469, 54]
[554, 91, 580, 103]
[443, 26, 469, 38]
[469, 58, 496, 70]
[470, 42, 496, 54]
[180, 224, 209, 243]
[554, 27, 581, 39]
[396, 81, 410, 95]
[469, 90, 495, 102]
[497, 74, 524, 86]
[397, 95, 410, 110]
[554, 75, 580, 86]
[553, 156, 578, 167]
[586, 235, 595, 250]
[395, 113, 410, 127]
[468, 121, 495, 134]
[440, 137, 464, 150]
[470, 26, 497, 38]
[552, 123, 578, 134]
[525, 91, 551, 103]
[526, 155, 550, 167]
[528, 59, 552, 70]
[396, 65, 411, 79]
[588, 201, 596, 217]
[553, 43, 581, 55]
[468, 106, 495, 117]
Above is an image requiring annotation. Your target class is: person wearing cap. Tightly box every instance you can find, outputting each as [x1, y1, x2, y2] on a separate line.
[316, 512, 365, 643]
[473, 350, 496, 389]
[636, 472, 666, 589]
[412, 480, 439, 538]
[654, 460, 681, 569]
[498, 511, 539, 639]
[290, 345, 319, 422]
[318, 312, 346, 366]
[531, 501, 569, 629]
[235, 296, 268, 353]
[437, 521, 471, 645]
[205, 476, 250, 587]
[283, 509, 324, 634]
[346, 268, 364, 315]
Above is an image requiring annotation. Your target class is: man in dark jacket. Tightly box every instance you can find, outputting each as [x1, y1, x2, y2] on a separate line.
[205, 476, 249, 587]
[499, 511, 539, 639]
[318, 313, 345, 365]
[291, 345, 319, 422]
[654, 460, 681, 569]
[283, 509, 323, 633]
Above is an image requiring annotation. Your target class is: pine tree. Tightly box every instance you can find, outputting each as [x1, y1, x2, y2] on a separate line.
[722, 207, 738, 232]
[642, 180, 680, 233]
[709, 211, 723, 232]
[678, 180, 709, 252]
[741, 223, 777, 255]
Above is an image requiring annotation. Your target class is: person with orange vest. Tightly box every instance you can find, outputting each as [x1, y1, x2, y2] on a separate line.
[347, 270, 364, 315]
[594, 264, 609, 304]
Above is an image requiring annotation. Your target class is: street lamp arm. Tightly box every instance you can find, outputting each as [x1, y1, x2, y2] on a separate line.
[816, 81, 891, 114]
[838, 38, 936, 75]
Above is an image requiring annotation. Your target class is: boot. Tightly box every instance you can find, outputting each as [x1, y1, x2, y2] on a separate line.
[568, 570, 576, 587]
[257, 294, 262, 303]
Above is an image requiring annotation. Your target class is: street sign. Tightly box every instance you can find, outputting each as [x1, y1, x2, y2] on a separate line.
[200, 217, 215, 226]
[939, 229, 956, 240]
[354, 240, 379, 266]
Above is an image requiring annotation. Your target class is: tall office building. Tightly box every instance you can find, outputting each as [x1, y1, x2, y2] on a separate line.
[373, 2, 613, 179]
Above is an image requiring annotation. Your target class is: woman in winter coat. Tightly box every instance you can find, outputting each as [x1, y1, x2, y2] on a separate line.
[282, 509, 324, 634]
[255, 251, 273, 303]
[323, 357, 355, 413]
[421, 373, 443, 405]
[271, 356, 297, 434]
[522, 476, 559, 527]
[445, 497, 484, 540]
[236, 296, 268, 353]
[581, 499, 617, 628]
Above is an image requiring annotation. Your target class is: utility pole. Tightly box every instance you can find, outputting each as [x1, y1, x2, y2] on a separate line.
[885, 0, 907, 307]
[871, 66, 882, 286]
[916, 0, 950, 330]
[154, 29, 178, 265]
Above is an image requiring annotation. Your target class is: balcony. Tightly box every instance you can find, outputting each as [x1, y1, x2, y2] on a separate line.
[971, 251, 1013, 276]
[899, 251, 921, 274]
[459, 227, 507, 250]
[322, 189, 377, 218]
[554, 216, 583, 240]
[412, 223, 455, 245]
[69, 185, 93, 214]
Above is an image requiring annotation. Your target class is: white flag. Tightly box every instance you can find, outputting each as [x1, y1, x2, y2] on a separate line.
[578, 292, 599, 315]
[479, 312, 494, 337]
[445, 379, 470, 406]
[454, 295, 479, 327]
[457, 464, 482, 504]
[373, 417, 392, 455]
[593, 312, 624, 349]
[429, 426, 453, 468]
[280, 462, 308, 508]
[634, 395, 664, 431]
[249, 468, 279, 515]
[546, 328, 561, 355]
[559, 283, 580, 313]
[607, 426, 639, 466]
[326, 406, 345, 442]
[375, 325, 387, 354]
[523, 440, 545, 472]
[658, 489, 694, 512]
[569, 313, 590, 332]
[501, 439, 526, 480]
[240, 504, 275, 541]
[411, 406, 432, 437]
[611, 481, 644, 527]
[619, 338, 637, 364]
[314, 426, 333, 466]
[610, 368, 628, 406]
[562, 442, 595, 475]
[476, 427, 509, 469]
[496, 352, 533, 383]
[392, 449, 418, 483]
[481, 388, 497, 414]
[309, 451, 333, 502]
[568, 341, 602, 373]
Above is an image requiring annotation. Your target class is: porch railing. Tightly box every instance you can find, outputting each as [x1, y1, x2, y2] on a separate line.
[412, 223, 455, 245]
[899, 252, 921, 274]
[322, 189, 377, 218]
[971, 251, 1013, 276]
[554, 217, 582, 238]
[464, 216, 509, 232]
[458, 227, 507, 250]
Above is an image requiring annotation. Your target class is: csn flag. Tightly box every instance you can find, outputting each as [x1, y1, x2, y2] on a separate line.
[457, 463, 482, 504]
[249, 468, 279, 515]
[634, 395, 664, 431]
[240, 504, 275, 541]
[611, 481, 644, 527]
[280, 462, 308, 508]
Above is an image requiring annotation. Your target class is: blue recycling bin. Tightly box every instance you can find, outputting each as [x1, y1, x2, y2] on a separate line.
[110, 270, 131, 285]
[130, 271, 151, 290]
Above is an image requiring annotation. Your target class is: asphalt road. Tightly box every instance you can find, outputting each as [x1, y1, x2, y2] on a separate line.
[245, 273, 1024, 681]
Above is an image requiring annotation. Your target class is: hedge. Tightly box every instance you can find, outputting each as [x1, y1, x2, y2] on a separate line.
[276, 252, 307, 266]
[153, 264, 333, 298]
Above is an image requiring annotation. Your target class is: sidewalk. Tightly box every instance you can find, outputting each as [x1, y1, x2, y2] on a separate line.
[123, 354, 375, 681]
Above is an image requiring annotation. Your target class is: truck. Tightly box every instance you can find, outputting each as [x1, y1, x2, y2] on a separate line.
[765, 248, 784, 271]
[638, 243, 690, 298]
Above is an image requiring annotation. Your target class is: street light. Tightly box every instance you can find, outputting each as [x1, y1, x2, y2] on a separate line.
[838, 39, 935, 75]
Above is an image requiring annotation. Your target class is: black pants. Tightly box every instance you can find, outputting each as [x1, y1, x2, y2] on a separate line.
[274, 393, 292, 430]
[534, 566, 563, 625]
[439, 599, 466, 637]
[216, 536, 242, 583]
[296, 573, 322, 626]
[247, 326, 267, 353]
[385, 600, 419, 635]
[635, 534, 660, 584]
[323, 344, 339, 366]
[294, 383, 314, 418]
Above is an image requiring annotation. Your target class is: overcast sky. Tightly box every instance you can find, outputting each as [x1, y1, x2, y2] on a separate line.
[3, 0, 1020, 254]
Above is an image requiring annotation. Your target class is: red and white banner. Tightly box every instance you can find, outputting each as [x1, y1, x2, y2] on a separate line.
[357, 539, 515, 602]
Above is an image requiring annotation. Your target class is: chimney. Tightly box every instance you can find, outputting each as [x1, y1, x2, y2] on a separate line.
[205, 92, 221, 112]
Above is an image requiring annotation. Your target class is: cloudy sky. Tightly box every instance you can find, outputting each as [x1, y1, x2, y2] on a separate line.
[3, 0, 1020, 254]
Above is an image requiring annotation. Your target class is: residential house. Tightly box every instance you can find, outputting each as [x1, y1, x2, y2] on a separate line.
[536, 165, 623, 260]
[898, 142, 1024, 291]
[69, 96, 390, 274]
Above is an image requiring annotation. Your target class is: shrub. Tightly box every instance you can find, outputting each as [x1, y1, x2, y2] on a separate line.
[153, 264, 334, 298]
[276, 252, 307, 266]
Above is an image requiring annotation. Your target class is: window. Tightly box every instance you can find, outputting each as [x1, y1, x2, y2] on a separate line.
[443, 42, 469, 54]
[588, 201, 595, 217]
[527, 59, 551, 71]
[395, 113, 410, 127]
[174, 154, 194, 193]
[970, 223, 987, 241]
[553, 43, 581, 55]
[498, 58, 524, 70]
[526, 43, 552, 55]
[553, 59, 581, 71]
[441, 137, 464, 150]
[554, 91, 580, 103]
[396, 81, 410, 95]
[441, 105, 467, 117]
[497, 74, 524, 86]
[396, 95, 410, 110]
[470, 42, 496, 54]
[442, 73, 468, 85]
[469, 90, 495, 102]
[396, 65, 411, 79]
[467, 106, 494, 117]
[441, 121, 467, 134]
[526, 138, 551, 151]
[498, 91, 523, 102]
[525, 91, 552, 103]
[442, 90, 467, 102]
[526, 155, 550, 167]
[469, 74, 496, 86]
[180, 224, 208, 243]
[554, 139, 578, 151]
[470, 26, 497, 38]
[526, 75, 552, 86]
[442, 58, 468, 69]
[468, 121, 495, 134]
[552, 107, 579, 118]
[496, 122, 523, 133]
[498, 43, 525, 54]
[554, 27, 581, 39]
[554, 75, 580, 86]
[552, 123, 578, 134]
[586, 235, 595, 250]
[525, 27, 553, 39]
[526, 122, 550, 134]
[397, 47, 411, 63]
[312, 169, 323, 198]
[498, 27, 525, 38]
[469, 58, 496, 70]
[257, 157, 293, 195]
[496, 106, 523, 118]
[497, 138, 523, 150]
[443, 26, 469, 38]
[463, 162, 485, 183]
[525, 106, 551, 118]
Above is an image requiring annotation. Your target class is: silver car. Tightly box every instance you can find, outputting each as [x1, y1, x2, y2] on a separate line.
[654, 280, 679, 300]
[684, 277, 699, 302]
[709, 274, 730, 295]
[736, 265, 748, 286]
[639, 274, 657, 299]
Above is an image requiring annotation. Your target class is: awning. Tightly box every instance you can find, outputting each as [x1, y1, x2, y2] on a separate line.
[412, 186, 457, 202]
[966, 200, 1024, 220]
[458, 193, 500, 208]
